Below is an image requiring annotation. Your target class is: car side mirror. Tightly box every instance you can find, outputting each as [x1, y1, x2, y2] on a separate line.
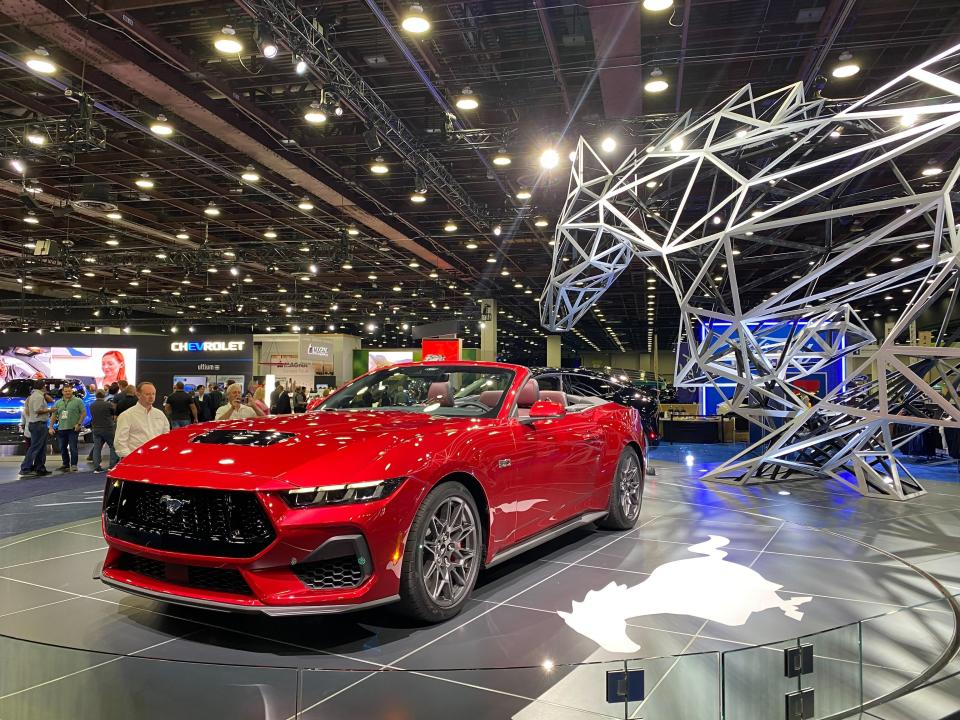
[520, 400, 566, 425]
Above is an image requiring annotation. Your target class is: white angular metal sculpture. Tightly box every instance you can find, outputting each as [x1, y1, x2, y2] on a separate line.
[542, 43, 960, 500]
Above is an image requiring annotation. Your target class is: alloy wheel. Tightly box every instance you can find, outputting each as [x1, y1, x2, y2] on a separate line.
[619, 454, 642, 520]
[421, 496, 479, 607]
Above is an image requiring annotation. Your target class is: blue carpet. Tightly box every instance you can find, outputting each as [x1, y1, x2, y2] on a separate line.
[0, 471, 103, 505]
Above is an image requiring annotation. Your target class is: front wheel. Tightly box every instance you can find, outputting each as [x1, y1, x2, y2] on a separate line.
[598, 447, 644, 530]
[398, 482, 483, 622]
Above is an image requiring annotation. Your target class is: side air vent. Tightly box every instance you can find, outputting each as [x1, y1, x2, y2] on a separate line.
[191, 429, 295, 447]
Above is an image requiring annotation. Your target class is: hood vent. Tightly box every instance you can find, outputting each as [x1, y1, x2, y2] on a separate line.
[191, 429, 295, 447]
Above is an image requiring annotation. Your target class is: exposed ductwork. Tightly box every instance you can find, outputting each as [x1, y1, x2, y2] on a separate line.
[585, 0, 645, 120]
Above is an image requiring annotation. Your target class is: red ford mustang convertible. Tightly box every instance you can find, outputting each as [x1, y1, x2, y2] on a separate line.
[100, 361, 646, 620]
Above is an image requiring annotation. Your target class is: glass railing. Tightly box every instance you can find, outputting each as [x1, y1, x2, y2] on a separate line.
[0, 595, 955, 719]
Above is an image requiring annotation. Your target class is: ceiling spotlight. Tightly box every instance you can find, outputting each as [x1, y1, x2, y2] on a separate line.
[831, 51, 860, 79]
[214, 25, 243, 54]
[150, 114, 173, 136]
[410, 191, 426, 203]
[516, 188, 532, 201]
[295, 57, 307, 75]
[175, 230, 189, 240]
[23, 212, 38, 225]
[304, 100, 327, 124]
[830, 127, 842, 138]
[9, 158, 25, 174]
[465, 241, 478, 249]
[455, 87, 479, 111]
[347, 225, 360, 236]
[241, 165, 260, 182]
[600, 136, 617, 154]
[534, 216, 549, 227]
[645, 180, 659, 189]
[486, 255, 497, 263]
[341, 260, 354, 270]
[444, 220, 458, 232]
[298, 196, 315, 211]
[493, 224, 502, 236]
[922, 164, 943, 176]
[401, 4, 431, 33]
[134, 173, 154, 189]
[539, 148, 560, 169]
[645, 67, 669, 93]
[107, 211, 122, 220]
[263, 227, 277, 238]
[492, 148, 511, 166]
[255, 22, 278, 59]
[669, 136, 685, 151]
[370, 155, 389, 174]
[25, 47, 56, 74]
[105, 237, 119, 245]
[25, 127, 46, 146]
[204, 201, 220, 217]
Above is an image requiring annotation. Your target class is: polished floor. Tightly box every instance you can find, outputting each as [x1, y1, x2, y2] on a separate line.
[0, 444, 957, 719]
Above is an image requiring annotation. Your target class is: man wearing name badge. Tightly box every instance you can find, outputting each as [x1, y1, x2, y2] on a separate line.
[115, 382, 170, 459]
[49, 384, 87, 472]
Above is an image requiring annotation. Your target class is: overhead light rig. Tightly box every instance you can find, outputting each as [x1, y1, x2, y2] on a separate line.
[0, 94, 107, 166]
[237, 0, 492, 232]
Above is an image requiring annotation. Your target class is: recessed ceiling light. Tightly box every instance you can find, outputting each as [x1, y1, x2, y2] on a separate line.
[263, 228, 277, 239]
[534, 216, 549, 228]
[105, 238, 119, 246]
[107, 211, 122, 220]
[492, 148, 511, 166]
[539, 148, 559, 169]
[465, 241, 478, 249]
[444, 220, 458, 232]
[410, 191, 426, 203]
[921, 165, 943, 176]
[401, 4, 431, 33]
[831, 51, 860, 79]
[303, 101, 327, 124]
[454, 87, 479, 110]
[516, 188, 532, 201]
[600, 136, 617, 154]
[134, 173, 154, 189]
[298, 196, 315, 211]
[204, 201, 220, 217]
[241, 165, 260, 182]
[214, 25, 243, 54]
[23, 213, 38, 225]
[149, 114, 173, 136]
[645, 67, 669, 93]
[25, 47, 56, 74]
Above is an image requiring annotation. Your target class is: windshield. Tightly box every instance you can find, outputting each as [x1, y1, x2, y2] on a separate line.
[321, 365, 515, 418]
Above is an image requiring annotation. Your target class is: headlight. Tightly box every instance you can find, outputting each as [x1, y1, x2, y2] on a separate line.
[282, 477, 405, 508]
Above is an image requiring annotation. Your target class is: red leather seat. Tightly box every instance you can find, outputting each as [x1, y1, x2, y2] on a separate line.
[427, 381, 453, 407]
[516, 379, 539, 416]
[539, 390, 568, 407]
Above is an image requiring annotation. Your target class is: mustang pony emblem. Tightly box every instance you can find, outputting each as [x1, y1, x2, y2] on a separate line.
[159, 495, 190, 515]
[558, 535, 812, 653]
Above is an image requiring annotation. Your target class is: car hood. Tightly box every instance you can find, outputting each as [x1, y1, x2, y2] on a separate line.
[112, 410, 485, 490]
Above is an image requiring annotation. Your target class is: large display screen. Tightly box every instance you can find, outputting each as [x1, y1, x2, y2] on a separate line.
[0, 346, 137, 388]
[368, 351, 414, 372]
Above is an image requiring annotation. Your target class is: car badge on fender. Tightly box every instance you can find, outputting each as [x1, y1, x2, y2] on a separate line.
[160, 495, 190, 515]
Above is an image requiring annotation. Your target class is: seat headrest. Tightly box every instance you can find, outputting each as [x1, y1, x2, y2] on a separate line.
[478, 390, 504, 408]
[427, 381, 453, 407]
[517, 378, 540, 408]
[539, 390, 568, 407]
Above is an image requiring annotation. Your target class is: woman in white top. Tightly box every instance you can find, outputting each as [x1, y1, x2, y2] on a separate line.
[215, 383, 257, 420]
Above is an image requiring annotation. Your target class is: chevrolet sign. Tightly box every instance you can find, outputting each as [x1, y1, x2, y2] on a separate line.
[170, 340, 246, 352]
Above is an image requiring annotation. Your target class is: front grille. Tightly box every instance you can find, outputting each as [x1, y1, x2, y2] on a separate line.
[294, 556, 365, 590]
[116, 553, 252, 596]
[104, 481, 275, 557]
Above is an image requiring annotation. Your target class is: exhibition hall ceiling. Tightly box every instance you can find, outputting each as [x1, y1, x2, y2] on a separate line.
[0, 0, 955, 358]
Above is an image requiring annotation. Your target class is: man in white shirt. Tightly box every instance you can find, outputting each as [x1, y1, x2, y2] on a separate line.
[19, 379, 53, 477]
[115, 382, 170, 459]
[215, 383, 257, 420]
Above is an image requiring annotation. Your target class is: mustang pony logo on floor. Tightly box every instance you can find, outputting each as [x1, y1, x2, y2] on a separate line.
[558, 535, 812, 653]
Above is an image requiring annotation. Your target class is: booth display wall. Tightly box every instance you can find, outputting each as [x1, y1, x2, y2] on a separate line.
[0, 332, 254, 397]
[351, 347, 479, 379]
[254, 333, 360, 387]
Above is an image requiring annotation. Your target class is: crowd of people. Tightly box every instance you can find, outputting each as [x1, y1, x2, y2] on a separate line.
[18, 379, 314, 479]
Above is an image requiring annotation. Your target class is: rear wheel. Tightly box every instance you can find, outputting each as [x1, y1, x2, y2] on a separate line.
[598, 447, 643, 530]
[398, 482, 483, 622]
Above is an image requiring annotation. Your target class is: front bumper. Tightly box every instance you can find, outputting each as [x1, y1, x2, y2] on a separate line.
[100, 477, 421, 613]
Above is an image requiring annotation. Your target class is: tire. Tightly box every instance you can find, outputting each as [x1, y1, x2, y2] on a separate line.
[598, 446, 644, 530]
[398, 482, 484, 622]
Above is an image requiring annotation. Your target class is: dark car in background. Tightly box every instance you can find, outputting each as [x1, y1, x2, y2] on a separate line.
[530, 368, 661, 445]
[0, 378, 93, 444]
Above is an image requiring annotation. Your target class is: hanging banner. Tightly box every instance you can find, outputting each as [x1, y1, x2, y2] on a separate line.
[422, 338, 462, 363]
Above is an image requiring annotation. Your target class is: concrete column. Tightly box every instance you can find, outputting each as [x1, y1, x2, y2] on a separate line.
[652, 335, 659, 377]
[546, 335, 561, 367]
[479, 298, 497, 362]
